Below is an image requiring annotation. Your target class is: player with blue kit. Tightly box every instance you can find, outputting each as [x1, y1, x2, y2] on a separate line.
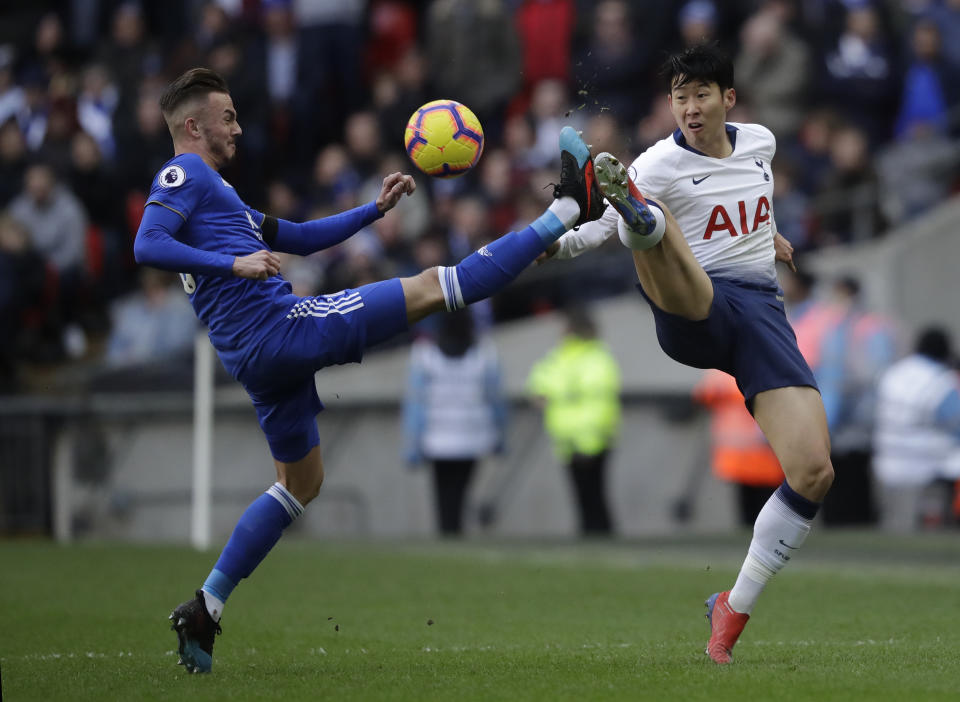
[546, 43, 835, 664]
[134, 68, 608, 673]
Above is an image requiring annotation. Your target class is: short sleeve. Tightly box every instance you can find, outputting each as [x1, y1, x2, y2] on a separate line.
[146, 155, 210, 223]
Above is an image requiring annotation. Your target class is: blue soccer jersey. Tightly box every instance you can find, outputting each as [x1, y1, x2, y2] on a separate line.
[143, 153, 300, 376]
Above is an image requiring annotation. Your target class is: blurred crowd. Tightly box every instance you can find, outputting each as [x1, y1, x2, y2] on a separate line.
[2, 0, 960, 393]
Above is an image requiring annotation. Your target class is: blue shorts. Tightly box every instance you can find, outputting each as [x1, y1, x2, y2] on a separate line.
[238, 279, 408, 462]
[637, 277, 817, 405]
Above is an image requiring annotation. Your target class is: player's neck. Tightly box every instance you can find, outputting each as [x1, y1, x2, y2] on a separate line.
[174, 143, 222, 171]
[687, 125, 733, 159]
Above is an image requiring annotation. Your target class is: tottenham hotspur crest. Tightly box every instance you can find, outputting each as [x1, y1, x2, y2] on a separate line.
[159, 165, 186, 188]
[755, 158, 770, 182]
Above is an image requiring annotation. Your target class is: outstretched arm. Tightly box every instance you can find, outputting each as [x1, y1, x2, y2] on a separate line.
[135, 204, 281, 280]
[266, 173, 416, 256]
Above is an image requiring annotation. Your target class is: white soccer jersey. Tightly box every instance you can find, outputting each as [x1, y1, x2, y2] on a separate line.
[557, 122, 779, 286]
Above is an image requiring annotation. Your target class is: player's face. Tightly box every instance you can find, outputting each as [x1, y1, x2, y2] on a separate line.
[199, 91, 242, 168]
[668, 80, 735, 152]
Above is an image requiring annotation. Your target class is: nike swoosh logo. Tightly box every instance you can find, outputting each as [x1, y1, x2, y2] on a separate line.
[778, 539, 798, 549]
[692, 175, 711, 185]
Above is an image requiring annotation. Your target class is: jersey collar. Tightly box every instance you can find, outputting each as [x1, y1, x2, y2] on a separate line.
[672, 124, 739, 157]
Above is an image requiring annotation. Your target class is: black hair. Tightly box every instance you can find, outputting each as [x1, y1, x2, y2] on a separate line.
[915, 327, 952, 363]
[159, 67, 230, 118]
[661, 42, 734, 92]
[564, 305, 597, 339]
[436, 309, 475, 358]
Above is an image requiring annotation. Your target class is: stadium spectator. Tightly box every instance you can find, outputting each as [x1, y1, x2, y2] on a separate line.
[925, 0, 960, 75]
[425, 0, 521, 141]
[734, 4, 811, 141]
[788, 108, 841, 196]
[76, 63, 118, 161]
[255, 0, 300, 168]
[514, 0, 575, 92]
[527, 306, 621, 536]
[115, 85, 174, 192]
[820, 1, 899, 145]
[526, 79, 579, 170]
[781, 267, 837, 372]
[874, 327, 960, 531]
[0, 214, 48, 388]
[582, 112, 626, 166]
[343, 110, 385, 183]
[817, 276, 899, 526]
[678, 0, 720, 49]
[291, 0, 366, 160]
[104, 268, 196, 368]
[369, 46, 428, 152]
[894, 17, 960, 139]
[573, 0, 656, 127]
[9, 162, 87, 278]
[813, 124, 884, 244]
[97, 3, 159, 121]
[36, 95, 79, 177]
[308, 144, 360, 214]
[477, 147, 519, 235]
[21, 11, 68, 84]
[16, 66, 50, 152]
[364, 0, 419, 80]
[67, 130, 129, 296]
[0, 118, 28, 207]
[0, 45, 25, 128]
[771, 158, 813, 252]
[403, 309, 506, 535]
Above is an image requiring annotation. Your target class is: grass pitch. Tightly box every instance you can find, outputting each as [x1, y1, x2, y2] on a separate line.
[2, 532, 959, 701]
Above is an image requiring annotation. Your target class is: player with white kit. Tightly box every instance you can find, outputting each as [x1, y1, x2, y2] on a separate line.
[548, 43, 834, 664]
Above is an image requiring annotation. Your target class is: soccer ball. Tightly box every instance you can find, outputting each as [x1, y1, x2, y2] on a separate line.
[404, 100, 484, 178]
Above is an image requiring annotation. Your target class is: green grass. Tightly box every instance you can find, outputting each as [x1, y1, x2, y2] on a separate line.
[2, 532, 960, 701]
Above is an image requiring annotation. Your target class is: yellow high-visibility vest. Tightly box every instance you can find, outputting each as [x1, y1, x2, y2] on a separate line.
[527, 337, 621, 459]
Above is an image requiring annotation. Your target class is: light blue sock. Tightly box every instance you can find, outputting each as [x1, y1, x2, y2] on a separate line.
[201, 483, 303, 616]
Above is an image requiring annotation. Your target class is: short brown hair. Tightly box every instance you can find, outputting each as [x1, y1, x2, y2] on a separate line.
[159, 67, 230, 120]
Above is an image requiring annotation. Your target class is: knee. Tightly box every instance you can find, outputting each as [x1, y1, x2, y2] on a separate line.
[300, 465, 325, 506]
[402, 267, 446, 320]
[788, 449, 834, 502]
[284, 462, 325, 507]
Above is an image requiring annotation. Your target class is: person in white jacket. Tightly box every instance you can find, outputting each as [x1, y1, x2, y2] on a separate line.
[874, 327, 960, 531]
[403, 309, 506, 535]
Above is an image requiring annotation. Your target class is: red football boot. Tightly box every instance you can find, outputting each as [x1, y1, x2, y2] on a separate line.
[704, 590, 750, 664]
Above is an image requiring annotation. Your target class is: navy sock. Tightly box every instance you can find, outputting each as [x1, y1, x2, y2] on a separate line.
[776, 479, 821, 519]
[438, 217, 565, 311]
[202, 483, 304, 605]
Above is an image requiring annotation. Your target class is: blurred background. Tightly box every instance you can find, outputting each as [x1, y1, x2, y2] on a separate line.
[1, 0, 959, 543]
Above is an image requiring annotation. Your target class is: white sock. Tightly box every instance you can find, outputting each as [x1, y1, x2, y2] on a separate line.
[727, 490, 813, 614]
[617, 204, 665, 251]
[548, 196, 580, 231]
[202, 590, 225, 623]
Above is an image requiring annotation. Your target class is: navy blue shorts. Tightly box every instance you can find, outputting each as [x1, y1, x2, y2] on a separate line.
[238, 278, 408, 462]
[637, 277, 817, 405]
